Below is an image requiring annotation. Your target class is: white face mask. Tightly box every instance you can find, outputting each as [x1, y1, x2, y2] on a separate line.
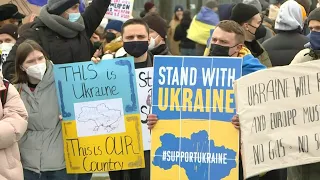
[25, 63, 47, 80]
[148, 35, 160, 50]
[0, 42, 14, 60]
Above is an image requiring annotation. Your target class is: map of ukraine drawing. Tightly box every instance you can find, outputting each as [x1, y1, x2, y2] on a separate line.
[77, 104, 123, 132]
[153, 130, 237, 180]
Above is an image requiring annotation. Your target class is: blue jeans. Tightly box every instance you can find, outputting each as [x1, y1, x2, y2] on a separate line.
[180, 48, 196, 56]
[24, 169, 92, 180]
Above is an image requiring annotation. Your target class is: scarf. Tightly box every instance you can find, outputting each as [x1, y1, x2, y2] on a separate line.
[38, 5, 85, 38]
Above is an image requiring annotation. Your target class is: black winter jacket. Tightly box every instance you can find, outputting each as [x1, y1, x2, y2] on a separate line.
[262, 31, 309, 66]
[3, 0, 111, 81]
[174, 24, 195, 49]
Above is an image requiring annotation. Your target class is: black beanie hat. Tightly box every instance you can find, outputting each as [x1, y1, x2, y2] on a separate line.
[47, 0, 80, 15]
[308, 8, 320, 25]
[230, 3, 260, 24]
[142, 12, 168, 39]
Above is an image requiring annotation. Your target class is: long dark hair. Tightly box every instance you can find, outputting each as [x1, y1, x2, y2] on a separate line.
[12, 40, 48, 84]
[180, 10, 192, 28]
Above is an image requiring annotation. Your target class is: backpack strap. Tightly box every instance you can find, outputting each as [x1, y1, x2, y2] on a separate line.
[1, 79, 10, 108]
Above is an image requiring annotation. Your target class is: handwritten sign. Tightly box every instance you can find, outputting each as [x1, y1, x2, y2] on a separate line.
[136, 67, 153, 150]
[234, 61, 320, 179]
[106, 0, 134, 21]
[53, 57, 145, 173]
[151, 56, 242, 180]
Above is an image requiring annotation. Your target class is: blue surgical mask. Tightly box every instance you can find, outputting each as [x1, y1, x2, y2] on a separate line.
[68, 13, 81, 22]
[310, 31, 320, 50]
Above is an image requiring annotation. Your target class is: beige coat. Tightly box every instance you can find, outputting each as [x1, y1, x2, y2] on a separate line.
[290, 48, 314, 64]
[168, 19, 181, 55]
[0, 75, 28, 180]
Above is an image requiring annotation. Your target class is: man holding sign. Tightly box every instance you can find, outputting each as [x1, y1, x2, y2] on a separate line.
[148, 20, 266, 180]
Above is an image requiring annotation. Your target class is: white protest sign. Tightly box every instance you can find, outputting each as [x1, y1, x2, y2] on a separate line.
[234, 61, 320, 179]
[105, 0, 134, 21]
[136, 67, 153, 150]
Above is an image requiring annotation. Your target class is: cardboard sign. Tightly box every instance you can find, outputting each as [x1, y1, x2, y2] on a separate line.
[235, 61, 320, 178]
[151, 56, 242, 180]
[53, 57, 145, 173]
[136, 67, 153, 151]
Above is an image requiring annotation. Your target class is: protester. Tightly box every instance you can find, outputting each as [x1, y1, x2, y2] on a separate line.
[106, 18, 152, 180]
[105, 20, 123, 43]
[103, 20, 124, 55]
[0, 4, 25, 27]
[168, 5, 183, 55]
[243, 0, 275, 43]
[142, 12, 171, 56]
[3, 0, 111, 82]
[148, 20, 266, 180]
[187, 1, 220, 55]
[263, 0, 309, 66]
[0, 62, 28, 180]
[268, 0, 282, 21]
[230, 3, 273, 67]
[91, 26, 105, 51]
[140, 2, 157, 18]
[0, 24, 18, 71]
[11, 40, 86, 180]
[291, 7, 320, 64]
[174, 10, 196, 56]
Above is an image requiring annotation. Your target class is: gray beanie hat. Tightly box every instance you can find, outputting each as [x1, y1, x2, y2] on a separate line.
[47, 0, 79, 15]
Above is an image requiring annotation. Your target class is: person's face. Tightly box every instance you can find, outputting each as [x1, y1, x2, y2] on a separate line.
[149, 6, 157, 12]
[122, 24, 149, 43]
[243, 14, 262, 40]
[90, 33, 100, 43]
[22, 50, 46, 69]
[61, 4, 80, 19]
[149, 28, 162, 45]
[0, 34, 16, 44]
[211, 27, 243, 57]
[175, 10, 183, 20]
[0, 19, 19, 27]
[309, 20, 320, 32]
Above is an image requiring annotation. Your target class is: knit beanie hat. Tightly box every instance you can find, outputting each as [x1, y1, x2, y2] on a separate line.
[243, 0, 262, 12]
[142, 12, 168, 39]
[0, 24, 18, 40]
[105, 20, 123, 32]
[275, 0, 303, 31]
[308, 7, 320, 25]
[174, 5, 184, 12]
[144, 2, 155, 12]
[230, 3, 260, 24]
[47, 0, 80, 15]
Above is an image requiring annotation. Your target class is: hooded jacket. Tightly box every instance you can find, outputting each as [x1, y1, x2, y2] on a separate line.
[3, 0, 111, 81]
[17, 61, 64, 173]
[0, 74, 28, 180]
[187, 7, 219, 45]
[263, 0, 308, 66]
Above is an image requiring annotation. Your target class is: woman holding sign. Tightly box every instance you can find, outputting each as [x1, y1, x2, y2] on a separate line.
[12, 40, 91, 180]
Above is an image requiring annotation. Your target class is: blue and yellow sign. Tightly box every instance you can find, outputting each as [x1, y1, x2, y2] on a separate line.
[53, 57, 144, 173]
[151, 56, 242, 180]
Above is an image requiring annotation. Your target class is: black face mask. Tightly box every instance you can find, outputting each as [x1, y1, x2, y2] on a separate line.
[210, 44, 231, 56]
[123, 41, 149, 58]
[105, 32, 117, 43]
[93, 41, 102, 50]
[249, 24, 267, 40]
